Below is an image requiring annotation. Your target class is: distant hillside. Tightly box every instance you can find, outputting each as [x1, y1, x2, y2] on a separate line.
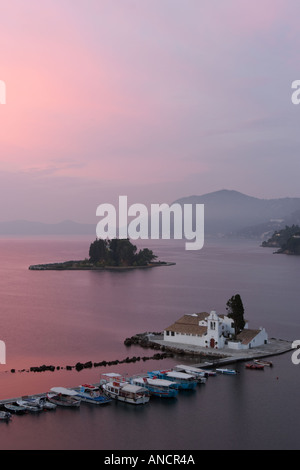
[277, 234, 300, 255]
[0, 190, 300, 239]
[262, 225, 300, 248]
[174, 190, 300, 238]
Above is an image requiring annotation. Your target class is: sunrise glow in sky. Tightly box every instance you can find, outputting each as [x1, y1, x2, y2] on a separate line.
[0, 0, 300, 223]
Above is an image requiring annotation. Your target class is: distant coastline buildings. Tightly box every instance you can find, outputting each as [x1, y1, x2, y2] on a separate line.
[164, 310, 268, 351]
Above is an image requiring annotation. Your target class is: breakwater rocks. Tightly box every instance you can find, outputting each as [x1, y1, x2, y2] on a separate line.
[9, 351, 171, 375]
[124, 332, 164, 348]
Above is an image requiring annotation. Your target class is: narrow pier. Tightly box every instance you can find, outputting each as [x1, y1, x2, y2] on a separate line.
[149, 337, 293, 368]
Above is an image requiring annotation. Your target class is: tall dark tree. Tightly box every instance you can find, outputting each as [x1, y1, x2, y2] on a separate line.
[89, 238, 109, 264]
[135, 248, 157, 266]
[108, 238, 137, 266]
[226, 294, 245, 338]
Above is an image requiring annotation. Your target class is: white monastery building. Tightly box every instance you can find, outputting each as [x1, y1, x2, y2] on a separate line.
[164, 310, 268, 350]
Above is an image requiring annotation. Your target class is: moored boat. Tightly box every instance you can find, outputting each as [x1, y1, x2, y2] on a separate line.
[131, 377, 178, 398]
[216, 368, 237, 375]
[16, 398, 43, 412]
[245, 363, 264, 370]
[76, 384, 112, 405]
[174, 365, 207, 383]
[193, 368, 217, 377]
[4, 402, 27, 414]
[37, 396, 57, 410]
[254, 359, 273, 367]
[147, 370, 198, 390]
[0, 410, 12, 421]
[100, 373, 150, 405]
[47, 387, 81, 407]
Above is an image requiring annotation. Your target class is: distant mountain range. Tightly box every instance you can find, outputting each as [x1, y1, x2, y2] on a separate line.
[174, 190, 300, 239]
[0, 190, 300, 240]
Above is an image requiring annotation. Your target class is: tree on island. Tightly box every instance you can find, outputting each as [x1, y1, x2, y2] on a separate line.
[226, 294, 245, 339]
[89, 238, 109, 264]
[88, 238, 157, 267]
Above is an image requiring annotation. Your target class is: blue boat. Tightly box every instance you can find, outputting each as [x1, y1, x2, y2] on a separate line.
[76, 384, 112, 405]
[216, 368, 237, 375]
[131, 377, 178, 398]
[147, 370, 198, 390]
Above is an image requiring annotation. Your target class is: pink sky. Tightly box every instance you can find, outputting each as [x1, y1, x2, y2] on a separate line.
[0, 0, 300, 223]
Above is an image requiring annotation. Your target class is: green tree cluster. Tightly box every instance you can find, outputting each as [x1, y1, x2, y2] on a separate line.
[89, 238, 157, 266]
[279, 232, 300, 255]
[262, 225, 300, 248]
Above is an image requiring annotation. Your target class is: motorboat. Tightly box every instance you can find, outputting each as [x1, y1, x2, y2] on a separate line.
[37, 396, 57, 410]
[130, 377, 178, 398]
[16, 398, 43, 412]
[0, 410, 12, 421]
[175, 364, 216, 377]
[4, 402, 27, 414]
[100, 373, 150, 405]
[76, 384, 112, 405]
[47, 387, 81, 407]
[173, 365, 207, 383]
[147, 370, 198, 390]
[245, 363, 264, 370]
[254, 359, 273, 367]
[196, 368, 217, 377]
[216, 368, 237, 375]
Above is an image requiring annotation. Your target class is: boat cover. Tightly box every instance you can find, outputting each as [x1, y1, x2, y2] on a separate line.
[122, 384, 147, 393]
[50, 387, 78, 396]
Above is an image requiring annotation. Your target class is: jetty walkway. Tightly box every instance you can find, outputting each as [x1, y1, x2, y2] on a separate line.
[149, 337, 293, 367]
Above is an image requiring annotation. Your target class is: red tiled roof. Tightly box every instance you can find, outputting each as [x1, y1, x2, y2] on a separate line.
[165, 312, 209, 335]
[237, 329, 261, 345]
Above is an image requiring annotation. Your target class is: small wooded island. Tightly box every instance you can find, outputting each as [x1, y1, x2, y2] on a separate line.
[262, 225, 300, 255]
[29, 238, 175, 270]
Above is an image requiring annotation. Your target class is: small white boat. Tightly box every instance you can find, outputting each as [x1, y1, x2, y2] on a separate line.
[216, 368, 237, 375]
[76, 384, 111, 405]
[148, 370, 198, 390]
[4, 403, 27, 414]
[37, 396, 57, 410]
[131, 377, 178, 398]
[254, 359, 273, 367]
[174, 365, 207, 383]
[100, 373, 150, 405]
[16, 398, 43, 412]
[47, 387, 81, 407]
[0, 410, 12, 421]
[196, 368, 217, 377]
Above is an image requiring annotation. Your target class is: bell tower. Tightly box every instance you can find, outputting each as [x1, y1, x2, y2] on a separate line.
[207, 310, 220, 349]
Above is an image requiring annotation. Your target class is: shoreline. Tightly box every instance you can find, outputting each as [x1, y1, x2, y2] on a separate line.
[28, 261, 176, 271]
[124, 333, 293, 364]
[149, 336, 293, 365]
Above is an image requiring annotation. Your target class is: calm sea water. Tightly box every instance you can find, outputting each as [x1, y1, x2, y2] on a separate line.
[0, 236, 299, 450]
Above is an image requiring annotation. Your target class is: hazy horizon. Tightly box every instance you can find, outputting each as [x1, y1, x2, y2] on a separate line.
[1, 1, 300, 224]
